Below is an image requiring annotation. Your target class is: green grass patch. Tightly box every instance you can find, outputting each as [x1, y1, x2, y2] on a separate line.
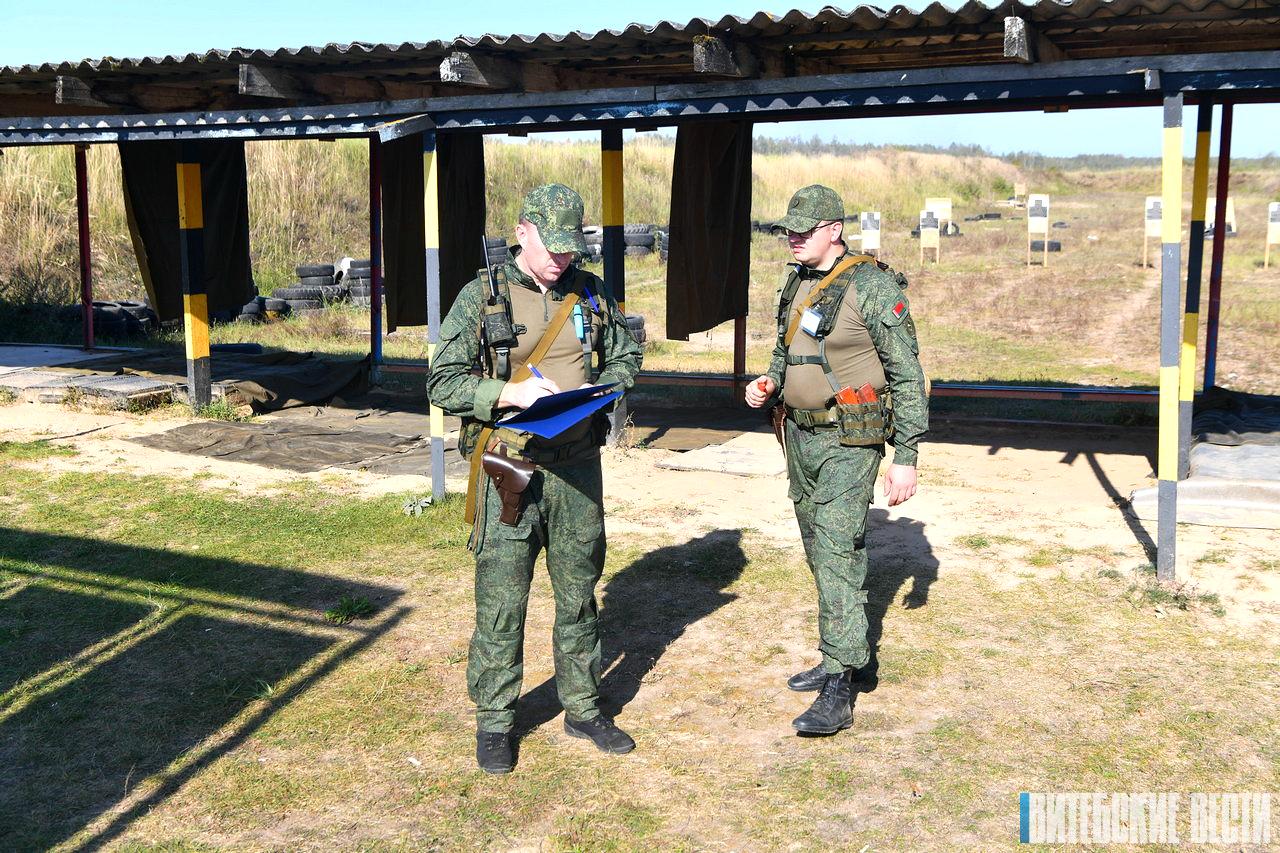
[324, 595, 375, 625]
[0, 439, 76, 461]
[195, 399, 252, 422]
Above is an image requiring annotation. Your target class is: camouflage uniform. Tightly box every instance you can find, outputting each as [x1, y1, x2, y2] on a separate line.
[425, 185, 643, 734]
[768, 185, 928, 676]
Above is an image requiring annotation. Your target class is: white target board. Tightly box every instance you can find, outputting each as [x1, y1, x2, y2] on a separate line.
[1206, 196, 1237, 234]
[1268, 201, 1280, 244]
[1144, 196, 1163, 238]
[1027, 194, 1050, 235]
[860, 211, 881, 253]
[924, 197, 952, 225]
[919, 210, 940, 249]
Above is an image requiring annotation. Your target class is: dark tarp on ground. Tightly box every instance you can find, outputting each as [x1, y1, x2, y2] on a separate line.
[665, 121, 753, 341]
[118, 140, 254, 322]
[1194, 387, 1280, 446]
[51, 349, 368, 414]
[382, 132, 486, 330]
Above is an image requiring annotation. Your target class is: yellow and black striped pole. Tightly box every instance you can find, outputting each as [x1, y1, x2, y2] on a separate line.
[423, 131, 445, 499]
[601, 128, 625, 310]
[176, 145, 211, 409]
[1156, 92, 1184, 582]
[601, 127, 627, 439]
[1178, 102, 1213, 480]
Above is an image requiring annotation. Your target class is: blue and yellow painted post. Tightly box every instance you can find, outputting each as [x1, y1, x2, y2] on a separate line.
[176, 144, 211, 409]
[1156, 93, 1184, 581]
[423, 131, 445, 499]
[1178, 102, 1213, 480]
[601, 127, 627, 440]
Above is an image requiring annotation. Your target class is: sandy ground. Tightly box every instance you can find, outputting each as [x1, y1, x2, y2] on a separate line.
[4, 399, 1278, 631]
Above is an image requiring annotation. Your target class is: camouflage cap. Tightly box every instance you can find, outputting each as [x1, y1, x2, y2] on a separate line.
[775, 184, 845, 233]
[519, 183, 588, 254]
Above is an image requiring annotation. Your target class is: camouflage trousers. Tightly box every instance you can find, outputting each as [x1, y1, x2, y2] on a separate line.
[785, 419, 883, 674]
[468, 454, 605, 733]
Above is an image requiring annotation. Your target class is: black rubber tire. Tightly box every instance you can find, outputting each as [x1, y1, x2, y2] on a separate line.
[296, 264, 335, 278]
[623, 233, 655, 248]
[624, 314, 645, 331]
[623, 223, 652, 235]
[631, 328, 648, 345]
[95, 317, 128, 339]
[351, 296, 371, 308]
[285, 298, 323, 310]
[348, 283, 372, 298]
[581, 225, 603, 238]
[320, 284, 348, 302]
[239, 300, 263, 315]
[274, 285, 325, 301]
[1030, 240, 1063, 252]
[624, 245, 652, 257]
[300, 274, 335, 287]
[263, 297, 288, 312]
[483, 236, 507, 248]
[209, 309, 236, 324]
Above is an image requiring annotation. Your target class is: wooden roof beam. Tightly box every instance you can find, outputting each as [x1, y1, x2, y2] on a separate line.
[1004, 16, 1068, 63]
[56, 75, 136, 111]
[238, 62, 389, 102]
[439, 50, 519, 89]
[692, 35, 758, 78]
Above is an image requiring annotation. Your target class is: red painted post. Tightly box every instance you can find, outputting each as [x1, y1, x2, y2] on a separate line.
[369, 135, 383, 380]
[74, 144, 94, 349]
[1203, 102, 1233, 390]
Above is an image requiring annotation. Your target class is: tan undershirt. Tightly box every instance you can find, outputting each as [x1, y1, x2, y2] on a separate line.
[783, 272, 887, 410]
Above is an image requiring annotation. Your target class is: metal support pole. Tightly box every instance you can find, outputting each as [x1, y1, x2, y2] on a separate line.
[601, 127, 628, 438]
[1203, 103, 1233, 391]
[1178, 102, 1213, 480]
[369, 135, 384, 384]
[733, 315, 747, 405]
[74, 144, 94, 350]
[1156, 92, 1184, 582]
[176, 143, 211, 409]
[423, 132, 446, 500]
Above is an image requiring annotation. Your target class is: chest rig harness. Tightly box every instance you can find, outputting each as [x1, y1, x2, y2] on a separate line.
[462, 263, 610, 526]
[776, 254, 908, 445]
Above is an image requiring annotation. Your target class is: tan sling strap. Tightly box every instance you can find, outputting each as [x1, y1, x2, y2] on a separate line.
[464, 289, 583, 525]
[782, 254, 875, 346]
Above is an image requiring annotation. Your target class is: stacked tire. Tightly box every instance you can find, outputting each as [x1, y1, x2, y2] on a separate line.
[624, 313, 647, 345]
[623, 224, 654, 257]
[344, 259, 373, 308]
[81, 300, 158, 338]
[657, 229, 669, 263]
[582, 226, 603, 264]
[272, 263, 335, 316]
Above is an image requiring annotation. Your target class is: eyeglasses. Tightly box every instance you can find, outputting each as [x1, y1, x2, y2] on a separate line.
[784, 221, 839, 239]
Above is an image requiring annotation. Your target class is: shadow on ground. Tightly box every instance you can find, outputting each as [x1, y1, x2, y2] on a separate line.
[0, 529, 404, 851]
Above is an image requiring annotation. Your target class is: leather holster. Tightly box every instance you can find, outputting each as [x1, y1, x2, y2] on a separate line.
[481, 447, 536, 526]
[769, 403, 786, 448]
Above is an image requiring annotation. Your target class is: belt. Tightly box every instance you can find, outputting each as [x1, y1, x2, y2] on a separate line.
[491, 432, 601, 467]
[785, 404, 840, 429]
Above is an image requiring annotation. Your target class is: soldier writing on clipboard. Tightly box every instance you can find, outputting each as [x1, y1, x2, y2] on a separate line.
[426, 184, 643, 773]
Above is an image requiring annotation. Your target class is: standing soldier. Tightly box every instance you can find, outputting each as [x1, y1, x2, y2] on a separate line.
[745, 184, 928, 735]
[426, 183, 643, 773]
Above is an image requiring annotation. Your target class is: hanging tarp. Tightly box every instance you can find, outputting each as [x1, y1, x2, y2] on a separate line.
[118, 140, 254, 322]
[665, 121, 753, 341]
[382, 133, 486, 329]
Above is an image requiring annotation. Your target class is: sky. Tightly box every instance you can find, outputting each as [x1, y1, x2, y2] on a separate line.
[2, 0, 1277, 158]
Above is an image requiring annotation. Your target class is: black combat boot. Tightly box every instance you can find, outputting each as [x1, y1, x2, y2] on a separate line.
[787, 662, 828, 692]
[791, 670, 854, 735]
[476, 730, 514, 774]
[564, 715, 636, 754]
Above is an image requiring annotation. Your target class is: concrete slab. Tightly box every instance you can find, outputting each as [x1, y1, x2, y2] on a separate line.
[1191, 442, 1280, 482]
[656, 431, 786, 477]
[1129, 478, 1280, 529]
[0, 344, 123, 376]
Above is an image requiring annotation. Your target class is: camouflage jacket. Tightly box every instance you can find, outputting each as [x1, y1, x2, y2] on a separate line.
[767, 255, 929, 466]
[425, 252, 643, 440]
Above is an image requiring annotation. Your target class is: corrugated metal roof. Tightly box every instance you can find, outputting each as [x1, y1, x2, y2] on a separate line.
[4, 0, 1277, 78]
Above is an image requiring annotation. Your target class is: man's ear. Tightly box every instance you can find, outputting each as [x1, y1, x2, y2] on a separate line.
[514, 220, 529, 247]
[831, 221, 844, 244]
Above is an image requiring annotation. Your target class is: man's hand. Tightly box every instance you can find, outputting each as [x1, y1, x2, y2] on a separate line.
[745, 375, 775, 408]
[498, 376, 561, 410]
[883, 463, 917, 506]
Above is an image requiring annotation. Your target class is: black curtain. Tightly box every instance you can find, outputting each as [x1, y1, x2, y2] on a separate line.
[118, 140, 254, 322]
[381, 132, 487, 329]
[665, 121, 753, 341]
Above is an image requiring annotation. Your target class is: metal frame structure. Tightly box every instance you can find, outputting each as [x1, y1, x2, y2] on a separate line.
[3, 2, 1280, 576]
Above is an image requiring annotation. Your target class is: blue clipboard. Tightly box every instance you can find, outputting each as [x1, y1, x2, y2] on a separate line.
[496, 383, 622, 439]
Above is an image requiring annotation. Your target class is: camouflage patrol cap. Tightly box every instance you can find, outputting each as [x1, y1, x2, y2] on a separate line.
[775, 184, 845, 233]
[519, 183, 588, 254]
